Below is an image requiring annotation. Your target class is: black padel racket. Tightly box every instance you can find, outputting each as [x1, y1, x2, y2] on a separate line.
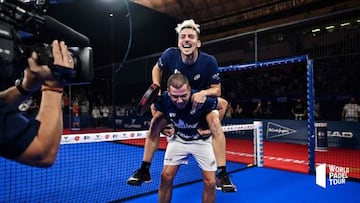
[136, 84, 160, 116]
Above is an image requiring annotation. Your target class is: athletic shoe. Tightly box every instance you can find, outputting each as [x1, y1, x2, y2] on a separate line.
[216, 173, 237, 192]
[127, 169, 152, 186]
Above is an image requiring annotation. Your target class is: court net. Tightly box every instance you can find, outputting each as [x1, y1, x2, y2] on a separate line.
[0, 122, 263, 202]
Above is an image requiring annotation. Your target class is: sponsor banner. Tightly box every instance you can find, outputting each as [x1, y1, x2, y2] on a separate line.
[264, 119, 308, 143]
[61, 130, 149, 144]
[316, 163, 350, 188]
[114, 116, 151, 130]
[109, 117, 360, 148]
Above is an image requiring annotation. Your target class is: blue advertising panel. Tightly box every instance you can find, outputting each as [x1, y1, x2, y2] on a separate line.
[222, 118, 360, 149]
[113, 116, 360, 149]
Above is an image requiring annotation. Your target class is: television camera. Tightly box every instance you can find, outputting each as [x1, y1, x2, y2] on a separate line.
[0, 0, 93, 85]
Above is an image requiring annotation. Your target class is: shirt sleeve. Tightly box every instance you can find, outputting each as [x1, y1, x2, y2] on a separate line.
[202, 96, 218, 113]
[0, 103, 40, 158]
[154, 92, 167, 113]
[157, 48, 173, 71]
[207, 55, 221, 86]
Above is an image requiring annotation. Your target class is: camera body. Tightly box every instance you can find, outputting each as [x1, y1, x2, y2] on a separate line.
[34, 43, 93, 85]
[0, 0, 93, 85]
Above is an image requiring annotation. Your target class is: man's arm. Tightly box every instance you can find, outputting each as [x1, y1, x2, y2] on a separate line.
[15, 40, 74, 167]
[191, 83, 224, 117]
[199, 83, 221, 97]
[152, 64, 163, 87]
[341, 106, 346, 119]
[191, 83, 221, 108]
[150, 64, 163, 114]
[0, 61, 43, 111]
[0, 87, 30, 111]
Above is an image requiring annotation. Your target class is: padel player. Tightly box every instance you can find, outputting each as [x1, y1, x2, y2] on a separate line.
[128, 19, 236, 192]
[152, 73, 220, 202]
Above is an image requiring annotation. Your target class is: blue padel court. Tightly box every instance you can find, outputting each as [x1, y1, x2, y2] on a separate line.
[1, 141, 359, 202]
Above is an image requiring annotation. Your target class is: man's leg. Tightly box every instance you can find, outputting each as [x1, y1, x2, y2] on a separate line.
[127, 104, 161, 186]
[206, 105, 237, 192]
[127, 104, 171, 186]
[212, 98, 227, 168]
[127, 134, 160, 185]
[217, 97, 227, 120]
[202, 170, 216, 203]
[190, 132, 216, 202]
[158, 165, 179, 203]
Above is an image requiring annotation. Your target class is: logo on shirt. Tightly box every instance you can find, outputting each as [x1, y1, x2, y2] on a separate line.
[212, 73, 220, 80]
[171, 118, 198, 129]
[193, 74, 200, 81]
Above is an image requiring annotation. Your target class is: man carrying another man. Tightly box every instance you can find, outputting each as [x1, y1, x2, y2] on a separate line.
[127, 19, 236, 192]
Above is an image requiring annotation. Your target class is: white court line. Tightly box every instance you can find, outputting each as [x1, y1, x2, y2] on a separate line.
[226, 150, 309, 165]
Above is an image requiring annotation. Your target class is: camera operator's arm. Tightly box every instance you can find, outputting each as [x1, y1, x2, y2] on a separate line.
[14, 40, 74, 167]
[0, 63, 41, 111]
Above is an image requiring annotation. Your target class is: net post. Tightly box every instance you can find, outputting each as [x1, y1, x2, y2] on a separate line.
[307, 58, 316, 175]
[253, 121, 264, 167]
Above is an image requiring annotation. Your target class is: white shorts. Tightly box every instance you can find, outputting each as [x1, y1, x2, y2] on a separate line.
[163, 136, 217, 171]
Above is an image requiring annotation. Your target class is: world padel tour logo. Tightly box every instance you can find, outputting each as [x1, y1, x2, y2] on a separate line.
[266, 122, 296, 138]
[316, 163, 350, 188]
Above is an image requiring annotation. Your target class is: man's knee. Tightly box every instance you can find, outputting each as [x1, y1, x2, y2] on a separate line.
[161, 170, 175, 184]
[206, 113, 221, 130]
[203, 176, 216, 190]
[218, 97, 228, 111]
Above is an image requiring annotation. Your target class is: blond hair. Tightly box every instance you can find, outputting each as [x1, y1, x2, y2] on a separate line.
[175, 19, 200, 34]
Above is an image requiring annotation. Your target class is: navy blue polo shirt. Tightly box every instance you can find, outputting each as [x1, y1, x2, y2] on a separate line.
[0, 100, 40, 158]
[155, 90, 218, 141]
[157, 48, 221, 90]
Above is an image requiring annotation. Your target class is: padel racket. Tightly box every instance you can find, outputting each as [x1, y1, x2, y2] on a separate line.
[136, 84, 160, 116]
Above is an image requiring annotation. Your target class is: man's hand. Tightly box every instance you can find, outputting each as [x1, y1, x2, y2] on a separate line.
[161, 124, 175, 137]
[23, 40, 74, 91]
[191, 90, 207, 113]
[197, 128, 211, 137]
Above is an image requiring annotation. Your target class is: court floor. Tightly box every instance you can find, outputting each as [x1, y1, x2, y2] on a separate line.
[122, 167, 360, 203]
[1, 129, 359, 202]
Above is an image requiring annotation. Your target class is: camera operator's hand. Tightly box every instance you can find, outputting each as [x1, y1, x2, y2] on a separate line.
[24, 40, 74, 90]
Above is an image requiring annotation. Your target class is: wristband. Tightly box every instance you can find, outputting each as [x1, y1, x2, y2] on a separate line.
[41, 86, 64, 93]
[15, 78, 31, 96]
